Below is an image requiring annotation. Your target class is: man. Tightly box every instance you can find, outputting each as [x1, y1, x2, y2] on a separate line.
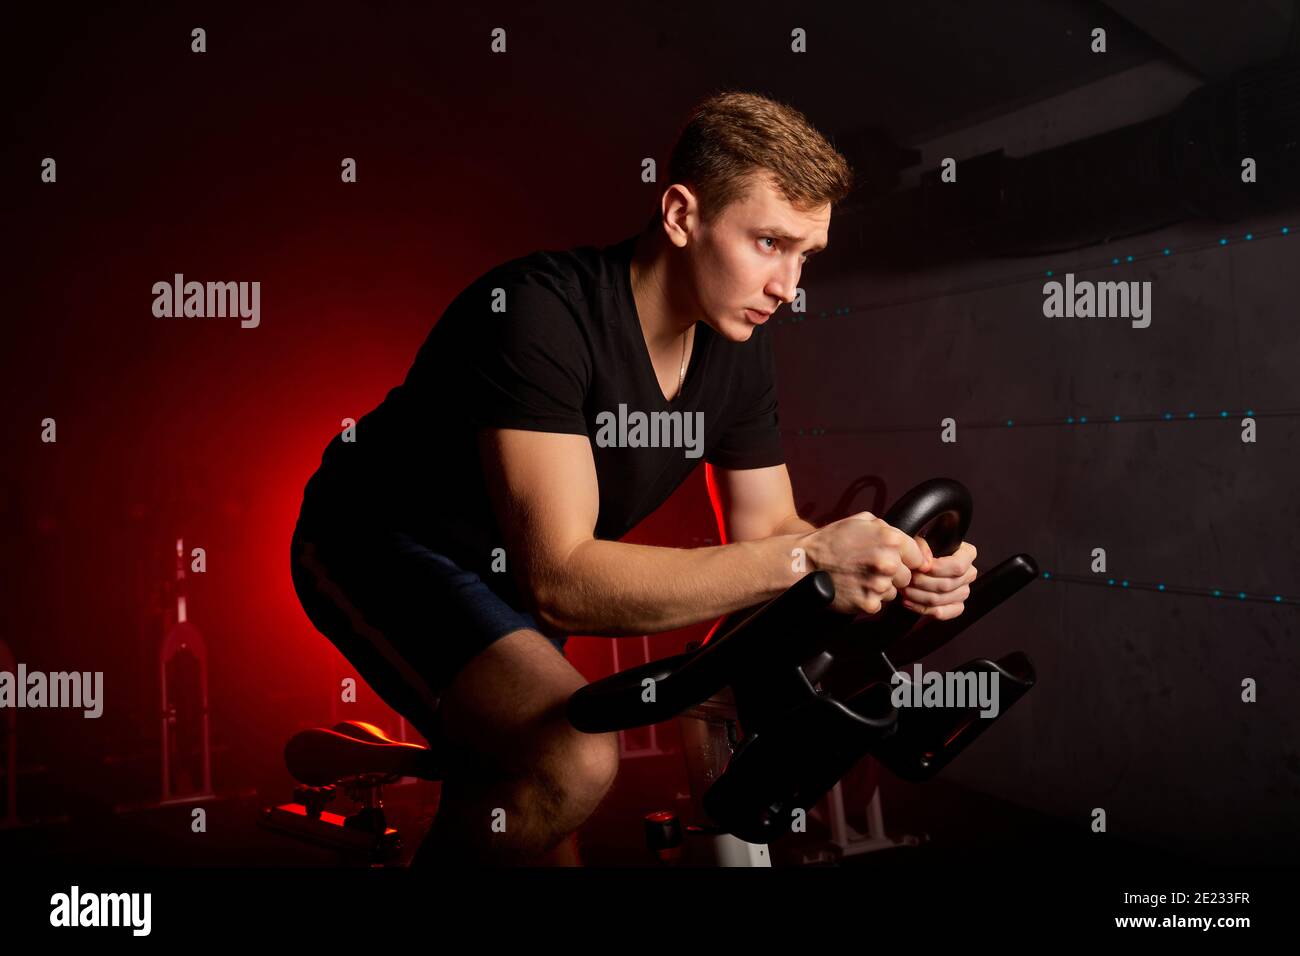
[289, 91, 978, 865]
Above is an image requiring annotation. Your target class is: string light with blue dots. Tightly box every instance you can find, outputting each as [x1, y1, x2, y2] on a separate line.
[787, 406, 1275, 437]
[774, 223, 1292, 326]
[1035, 570, 1293, 606]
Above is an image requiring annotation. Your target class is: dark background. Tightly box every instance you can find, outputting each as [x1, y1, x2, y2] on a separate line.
[2, 0, 1297, 870]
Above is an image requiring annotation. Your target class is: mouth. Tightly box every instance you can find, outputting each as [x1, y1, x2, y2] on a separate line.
[744, 308, 773, 324]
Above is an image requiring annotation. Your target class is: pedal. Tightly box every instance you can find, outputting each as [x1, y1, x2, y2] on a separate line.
[293, 784, 337, 820]
[260, 801, 402, 863]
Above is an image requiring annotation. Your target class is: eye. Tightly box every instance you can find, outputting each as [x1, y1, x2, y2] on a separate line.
[760, 237, 809, 263]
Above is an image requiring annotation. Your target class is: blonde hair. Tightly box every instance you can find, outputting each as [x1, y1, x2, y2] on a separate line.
[663, 90, 854, 224]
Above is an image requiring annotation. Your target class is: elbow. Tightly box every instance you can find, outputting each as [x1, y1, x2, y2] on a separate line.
[517, 565, 570, 635]
[525, 539, 589, 635]
[533, 590, 570, 635]
[516, 572, 563, 633]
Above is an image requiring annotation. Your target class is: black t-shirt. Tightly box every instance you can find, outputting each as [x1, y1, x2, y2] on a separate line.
[297, 233, 784, 609]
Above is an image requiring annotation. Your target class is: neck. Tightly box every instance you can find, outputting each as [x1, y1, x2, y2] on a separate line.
[630, 227, 697, 353]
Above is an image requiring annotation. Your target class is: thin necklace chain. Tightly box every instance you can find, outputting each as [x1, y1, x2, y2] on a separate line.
[633, 251, 690, 402]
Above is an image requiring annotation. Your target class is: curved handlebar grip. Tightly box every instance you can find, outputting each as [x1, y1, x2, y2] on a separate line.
[815, 478, 977, 679]
[881, 477, 972, 559]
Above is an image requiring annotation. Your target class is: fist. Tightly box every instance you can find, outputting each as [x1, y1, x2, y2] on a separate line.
[899, 537, 977, 621]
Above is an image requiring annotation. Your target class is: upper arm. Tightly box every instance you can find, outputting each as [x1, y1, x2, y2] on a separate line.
[477, 427, 598, 622]
[705, 462, 799, 544]
[463, 268, 598, 622]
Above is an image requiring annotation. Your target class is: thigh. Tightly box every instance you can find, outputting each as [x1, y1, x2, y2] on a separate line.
[289, 518, 567, 744]
[431, 627, 591, 777]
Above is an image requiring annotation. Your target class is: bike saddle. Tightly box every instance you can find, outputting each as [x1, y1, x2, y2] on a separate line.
[284, 719, 443, 787]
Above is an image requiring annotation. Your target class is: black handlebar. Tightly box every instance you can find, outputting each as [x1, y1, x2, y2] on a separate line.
[566, 476, 1039, 844]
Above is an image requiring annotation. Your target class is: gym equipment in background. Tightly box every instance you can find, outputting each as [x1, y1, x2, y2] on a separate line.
[160, 537, 214, 804]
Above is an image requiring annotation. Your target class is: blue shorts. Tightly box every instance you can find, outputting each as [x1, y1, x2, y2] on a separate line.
[289, 515, 567, 742]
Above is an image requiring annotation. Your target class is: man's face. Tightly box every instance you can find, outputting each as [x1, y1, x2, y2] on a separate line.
[683, 175, 830, 342]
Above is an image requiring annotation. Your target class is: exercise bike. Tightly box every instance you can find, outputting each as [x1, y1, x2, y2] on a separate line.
[260, 477, 1038, 866]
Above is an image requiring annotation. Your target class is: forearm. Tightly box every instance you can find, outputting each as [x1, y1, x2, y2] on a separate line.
[535, 533, 809, 637]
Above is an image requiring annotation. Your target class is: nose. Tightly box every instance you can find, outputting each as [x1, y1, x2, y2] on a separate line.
[765, 261, 802, 306]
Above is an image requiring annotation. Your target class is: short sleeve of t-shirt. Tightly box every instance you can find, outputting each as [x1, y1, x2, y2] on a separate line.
[464, 270, 592, 435]
[705, 327, 785, 470]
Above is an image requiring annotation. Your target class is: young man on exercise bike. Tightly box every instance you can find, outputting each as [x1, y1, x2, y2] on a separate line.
[289, 91, 978, 866]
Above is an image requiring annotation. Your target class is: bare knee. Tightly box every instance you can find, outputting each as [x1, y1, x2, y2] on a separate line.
[535, 726, 620, 824]
[431, 630, 619, 827]
[569, 728, 620, 800]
